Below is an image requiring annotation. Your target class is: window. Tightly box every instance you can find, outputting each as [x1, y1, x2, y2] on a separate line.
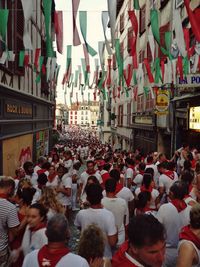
[85, 117, 88, 121]
[139, 5, 146, 35]
[75, 121, 77, 124]
[75, 116, 77, 119]
[70, 111, 73, 114]
[75, 111, 77, 115]
[92, 121, 94, 124]
[85, 111, 88, 115]
[81, 116, 83, 120]
[127, 103, 131, 126]
[118, 105, 123, 126]
[120, 13, 125, 33]
[70, 121, 72, 124]
[137, 95, 144, 112]
[146, 91, 155, 111]
[70, 116, 73, 120]
[85, 106, 88, 109]
[81, 111, 84, 115]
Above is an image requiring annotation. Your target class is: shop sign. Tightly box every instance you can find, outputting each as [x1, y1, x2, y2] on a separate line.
[177, 74, 200, 87]
[189, 106, 200, 130]
[135, 116, 153, 124]
[155, 89, 169, 115]
[5, 100, 32, 116]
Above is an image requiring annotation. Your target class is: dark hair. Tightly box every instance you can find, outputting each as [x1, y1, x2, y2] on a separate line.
[135, 191, 151, 210]
[86, 183, 103, 205]
[170, 181, 188, 200]
[147, 156, 153, 164]
[105, 179, 116, 193]
[190, 204, 200, 229]
[87, 176, 100, 185]
[41, 161, 51, 171]
[128, 214, 165, 248]
[16, 187, 36, 206]
[46, 214, 69, 242]
[184, 160, 192, 171]
[181, 170, 194, 186]
[64, 150, 72, 157]
[126, 158, 135, 166]
[167, 161, 175, 171]
[103, 163, 111, 172]
[87, 160, 94, 166]
[142, 173, 153, 189]
[37, 173, 48, 185]
[187, 152, 193, 161]
[109, 169, 120, 182]
[145, 168, 154, 177]
[29, 203, 47, 222]
[23, 161, 33, 172]
[139, 162, 146, 172]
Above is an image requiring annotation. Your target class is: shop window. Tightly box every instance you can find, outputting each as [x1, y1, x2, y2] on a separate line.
[139, 5, 146, 35]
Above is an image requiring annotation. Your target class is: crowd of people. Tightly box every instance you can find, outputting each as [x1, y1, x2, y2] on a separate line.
[1, 126, 200, 267]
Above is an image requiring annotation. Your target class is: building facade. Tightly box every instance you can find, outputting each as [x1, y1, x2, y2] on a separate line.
[68, 101, 99, 128]
[0, 0, 57, 176]
[100, 0, 200, 155]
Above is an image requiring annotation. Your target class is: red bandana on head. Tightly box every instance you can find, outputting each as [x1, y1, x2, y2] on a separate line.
[38, 245, 70, 267]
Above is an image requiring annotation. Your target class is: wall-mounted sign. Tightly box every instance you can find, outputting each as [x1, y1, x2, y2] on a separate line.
[5, 99, 32, 117]
[135, 116, 153, 125]
[177, 74, 200, 87]
[189, 106, 200, 130]
[155, 89, 169, 115]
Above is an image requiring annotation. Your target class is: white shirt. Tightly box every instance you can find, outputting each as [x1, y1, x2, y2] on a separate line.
[80, 171, 102, 196]
[133, 173, 143, 187]
[178, 240, 200, 267]
[22, 250, 89, 267]
[159, 172, 178, 194]
[156, 203, 181, 247]
[116, 187, 134, 204]
[102, 197, 129, 245]
[22, 226, 47, 256]
[75, 208, 117, 258]
[135, 187, 159, 209]
[57, 175, 72, 206]
[46, 175, 59, 188]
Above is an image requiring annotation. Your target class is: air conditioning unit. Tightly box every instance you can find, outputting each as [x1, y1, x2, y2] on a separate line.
[175, 0, 184, 9]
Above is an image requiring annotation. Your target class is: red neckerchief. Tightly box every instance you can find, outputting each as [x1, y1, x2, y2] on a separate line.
[164, 171, 175, 180]
[129, 165, 135, 171]
[137, 206, 153, 214]
[0, 193, 7, 199]
[112, 241, 139, 267]
[139, 171, 144, 175]
[29, 222, 46, 233]
[140, 185, 153, 193]
[115, 183, 123, 194]
[171, 199, 187, 213]
[38, 245, 70, 267]
[179, 225, 200, 249]
[37, 169, 46, 175]
[86, 170, 96, 175]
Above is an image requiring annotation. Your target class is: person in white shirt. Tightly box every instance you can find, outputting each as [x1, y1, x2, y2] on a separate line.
[125, 158, 135, 189]
[133, 162, 146, 189]
[102, 179, 129, 246]
[22, 214, 89, 267]
[145, 156, 159, 186]
[80, 160, 102, 201]
[63, 150, 73, 175]
[158, 161, 178, 196]
[75, 183, 117, 259]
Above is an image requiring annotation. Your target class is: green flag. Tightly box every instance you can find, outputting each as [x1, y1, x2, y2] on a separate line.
[133, 70, 137, 85]
[125, 88, 129, 98]
[154, 58, 161, 84]
[150, 9, 160, 45]
[79, 11, 97, 56]
[66, 45, 72, 70]
[134, 0, 140, 10]
[43, 0, 54, 57]
[115, 39, 123, 83]
[183, 56, 189, 76]
[19, 51, 25, 67]
[35, 73, 41, 83]
[143, 86, 149, 97]
[0, 9, 9, 40]
[39, 56, 44, 71]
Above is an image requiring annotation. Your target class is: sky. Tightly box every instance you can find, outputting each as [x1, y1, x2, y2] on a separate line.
[55, 0, 109, 105]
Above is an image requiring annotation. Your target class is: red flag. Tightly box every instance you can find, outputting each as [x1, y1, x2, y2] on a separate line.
[161, 60, 165, 81]
[72, 0, 81, 46]
[34, 48, 40, 70]
[128, 10, 138, 69]
[24, 55, 29, 67]
[42, 64, 46, 75]
[177, 56, 183, 80]
[123, 64, 133, 87]
[54, 11, 63, 54]
[143, 58, 154, 83]
[133, 87, 138, 101]
[184, 0, 200, 42]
